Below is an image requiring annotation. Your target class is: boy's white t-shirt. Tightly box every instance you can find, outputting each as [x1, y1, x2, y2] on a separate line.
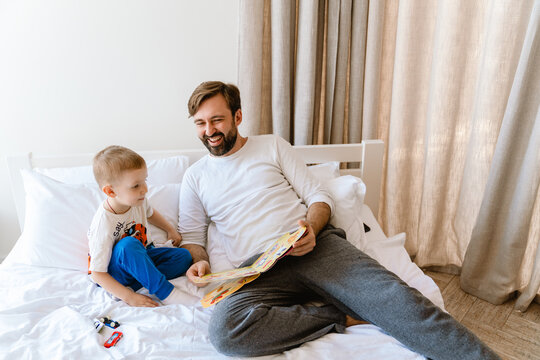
[179, 134, 334, 267]
[88, 199, 154, 272]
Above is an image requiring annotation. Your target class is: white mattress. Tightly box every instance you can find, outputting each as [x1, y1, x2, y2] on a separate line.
[0, 205, 443, 360]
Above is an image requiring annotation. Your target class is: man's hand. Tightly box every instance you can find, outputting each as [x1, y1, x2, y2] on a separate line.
[290, 202, 330, 256]
[125, 292, 159, 307]
[168, 230, 183, 247]
[186, 260, 211, 287]
[290, 220, 317, 256]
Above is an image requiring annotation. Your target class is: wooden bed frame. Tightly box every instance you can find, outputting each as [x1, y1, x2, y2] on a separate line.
[7, 140, 384, 231]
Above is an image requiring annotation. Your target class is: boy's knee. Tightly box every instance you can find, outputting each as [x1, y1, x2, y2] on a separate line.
[171, 248, 192, 276]
[114, 236, 144, 254]
[179, 248, 192, 265]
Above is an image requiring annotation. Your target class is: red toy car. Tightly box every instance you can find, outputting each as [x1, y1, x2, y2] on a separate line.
[104, 331, 123, 348]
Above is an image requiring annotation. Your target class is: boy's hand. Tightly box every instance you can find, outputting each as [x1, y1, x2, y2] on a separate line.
[168, 231, 182, 247]
[125, 292, 159, 307]
[186, 260, 211, 287]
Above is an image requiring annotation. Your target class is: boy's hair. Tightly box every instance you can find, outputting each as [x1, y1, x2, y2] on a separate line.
[188, 81, 241, 117]
[93, 145, 146, 187]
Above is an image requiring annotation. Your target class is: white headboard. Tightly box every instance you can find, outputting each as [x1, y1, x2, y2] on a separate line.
[7, 140, 384, 231]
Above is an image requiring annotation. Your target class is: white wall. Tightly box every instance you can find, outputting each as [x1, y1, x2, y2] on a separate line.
[0, 0, 239, 259]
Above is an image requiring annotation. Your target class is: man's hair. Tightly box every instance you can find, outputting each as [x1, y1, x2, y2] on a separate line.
[188, 81, 241, 117]
[93, 145, 146, 187]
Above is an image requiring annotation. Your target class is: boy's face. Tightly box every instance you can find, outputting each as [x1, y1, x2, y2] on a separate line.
[108, 166, 148, 209]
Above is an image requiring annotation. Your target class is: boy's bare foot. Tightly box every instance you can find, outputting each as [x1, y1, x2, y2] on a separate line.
[346, 315, 370, 326]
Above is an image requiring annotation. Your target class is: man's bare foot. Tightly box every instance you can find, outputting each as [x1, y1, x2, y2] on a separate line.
[346, 315, 370, 326]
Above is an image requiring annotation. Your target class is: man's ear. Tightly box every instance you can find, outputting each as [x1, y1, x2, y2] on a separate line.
[234, 109, 242, 126]
[102, 185, 116, 198]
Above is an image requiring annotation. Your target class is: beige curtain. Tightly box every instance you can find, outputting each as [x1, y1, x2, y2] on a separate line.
[238, 0, 376, 144]
[461, 0, 540, 311]
[238, 0, 540, 311]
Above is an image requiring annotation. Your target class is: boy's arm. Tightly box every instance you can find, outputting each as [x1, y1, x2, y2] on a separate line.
[91, 271, 158, 307]
[148, 209, 182, 246]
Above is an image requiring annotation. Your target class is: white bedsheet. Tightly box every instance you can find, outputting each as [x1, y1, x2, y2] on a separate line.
[0, 206, 442, 360]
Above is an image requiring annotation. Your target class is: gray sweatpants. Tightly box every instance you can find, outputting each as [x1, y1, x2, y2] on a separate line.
[208, 226, 500, 360]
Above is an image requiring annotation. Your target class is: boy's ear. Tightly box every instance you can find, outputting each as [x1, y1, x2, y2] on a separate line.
[102, 185, 116, 197]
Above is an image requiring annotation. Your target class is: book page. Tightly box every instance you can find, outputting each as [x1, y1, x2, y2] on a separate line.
[191, 227, 306, 284]
[200, 274, 260, 308]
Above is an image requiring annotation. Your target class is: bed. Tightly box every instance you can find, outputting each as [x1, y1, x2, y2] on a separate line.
[1, 140, 445, 360]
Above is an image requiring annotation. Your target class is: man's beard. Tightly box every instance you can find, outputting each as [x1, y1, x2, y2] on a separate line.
[200, 127, 238, 156]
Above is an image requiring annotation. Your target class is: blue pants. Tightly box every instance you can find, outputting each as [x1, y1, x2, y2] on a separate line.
[108, 236, 192, 300]
[209, 226, 500, 360]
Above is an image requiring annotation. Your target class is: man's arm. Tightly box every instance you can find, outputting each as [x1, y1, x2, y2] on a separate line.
[181, 243, 209, 263]
[178, 171, 213, 286]
[181, 243, 211, 287]
[275, 136, 335, 216]
[273, 135, 334, 257]
[290, 201, 331, 256]
[306, 201, 331, 236]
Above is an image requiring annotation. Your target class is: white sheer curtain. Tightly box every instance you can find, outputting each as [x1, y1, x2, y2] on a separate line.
[237, 0, 540, 311]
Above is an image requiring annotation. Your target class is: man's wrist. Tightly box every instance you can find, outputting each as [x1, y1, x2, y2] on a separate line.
[306, 202, 331, 236]
[181, 243, 209, 263]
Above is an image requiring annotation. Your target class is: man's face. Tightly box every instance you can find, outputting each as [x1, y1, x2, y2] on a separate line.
[193, 94, 240, 156]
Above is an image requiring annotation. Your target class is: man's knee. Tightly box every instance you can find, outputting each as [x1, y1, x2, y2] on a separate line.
[208, 302, 258, 356]
[208, 328, 236, 356]
[208, 305, 238, 356]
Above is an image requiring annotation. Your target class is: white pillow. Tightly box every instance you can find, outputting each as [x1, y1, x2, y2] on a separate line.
[147, 183, 181, 245]
[35, 155, 189, 186]
[36, 164, 95, 185]
[146, 156, 189, 186]
[4, 170, 182, 271]
[307, 161, 340, 181]
[4, 170, 105, 271]
[307, 164, 369, 248]
[324, 175, 368, 250]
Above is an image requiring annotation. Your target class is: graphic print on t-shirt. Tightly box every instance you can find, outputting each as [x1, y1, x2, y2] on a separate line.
[120, 221, 148, 247]
[88, 221, 149, 274]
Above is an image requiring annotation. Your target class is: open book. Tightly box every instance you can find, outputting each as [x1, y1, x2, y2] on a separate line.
[198, 226, 307, 308]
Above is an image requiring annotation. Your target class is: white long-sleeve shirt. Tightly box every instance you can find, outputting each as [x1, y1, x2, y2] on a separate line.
[179, 134, 334, 267]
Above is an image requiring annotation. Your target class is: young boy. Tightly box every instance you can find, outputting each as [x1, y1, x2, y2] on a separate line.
[88, 145, 192, 306]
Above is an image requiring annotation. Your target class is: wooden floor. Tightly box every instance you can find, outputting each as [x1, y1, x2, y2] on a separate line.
[424, 271, 540, 360]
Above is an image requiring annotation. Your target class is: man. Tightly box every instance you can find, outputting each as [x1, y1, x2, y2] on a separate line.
[179, 81, 500, 359]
